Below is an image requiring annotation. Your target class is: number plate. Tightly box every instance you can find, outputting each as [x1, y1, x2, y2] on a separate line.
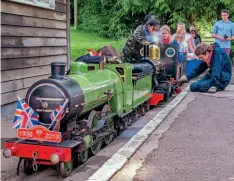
[17, 125, 61, 143]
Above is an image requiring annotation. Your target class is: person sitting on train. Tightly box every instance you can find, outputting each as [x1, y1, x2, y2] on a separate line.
[178, 42, 232, 93]
[122, 19, 161, 63]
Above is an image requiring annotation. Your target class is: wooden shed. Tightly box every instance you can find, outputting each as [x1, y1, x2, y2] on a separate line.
[1, 0, 70, 118]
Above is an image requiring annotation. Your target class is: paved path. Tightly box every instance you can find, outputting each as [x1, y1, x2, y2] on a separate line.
[112, 85, 234, 181]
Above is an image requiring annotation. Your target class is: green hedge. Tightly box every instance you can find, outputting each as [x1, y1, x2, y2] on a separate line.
[231, 41, 234, 61]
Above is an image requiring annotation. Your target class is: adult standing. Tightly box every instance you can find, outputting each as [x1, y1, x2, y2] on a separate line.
[190, 25, 201, 45]
[174, 22, 195, 53]
[134, 14, 155, 34]
[190, 29, 201, 46]
[160, 25, 178, 45]
[122, 19, 160, 63]
[211, 9, 234, 56]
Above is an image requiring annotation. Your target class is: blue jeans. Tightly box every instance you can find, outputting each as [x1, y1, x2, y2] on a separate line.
[190, 77, 226, 92]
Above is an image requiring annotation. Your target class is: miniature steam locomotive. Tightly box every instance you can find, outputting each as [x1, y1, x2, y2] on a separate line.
[2, 42, 182, 178]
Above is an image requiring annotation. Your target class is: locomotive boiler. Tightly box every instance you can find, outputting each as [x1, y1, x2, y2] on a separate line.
[25, 61, 122, 132]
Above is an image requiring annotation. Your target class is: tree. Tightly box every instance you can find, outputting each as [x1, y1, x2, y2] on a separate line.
[74, 0, 234, 39]
[74, 0, 78, 30]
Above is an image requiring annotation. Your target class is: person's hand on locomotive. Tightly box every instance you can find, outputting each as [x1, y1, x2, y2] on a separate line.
[178, 75, 188, 83]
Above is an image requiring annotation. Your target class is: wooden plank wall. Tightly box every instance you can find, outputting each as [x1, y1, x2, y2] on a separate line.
[1, 0, 70, 106]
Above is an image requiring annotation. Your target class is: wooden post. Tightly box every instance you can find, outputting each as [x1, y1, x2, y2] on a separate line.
[74, 0, 77, 30]
[67, 0, 71, 69]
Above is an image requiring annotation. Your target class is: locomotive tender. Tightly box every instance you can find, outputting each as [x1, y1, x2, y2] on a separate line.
[3, 42, 181, 177]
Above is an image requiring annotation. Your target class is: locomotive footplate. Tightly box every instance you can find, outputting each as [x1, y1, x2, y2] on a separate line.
[148, 92, 164, 106]
[148, 82, 172, 106]
[3, 138, 82, 164]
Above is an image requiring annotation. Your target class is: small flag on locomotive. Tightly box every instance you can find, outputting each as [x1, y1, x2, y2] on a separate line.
[48, 99, 69, 131]
[12, 96, 39, 129]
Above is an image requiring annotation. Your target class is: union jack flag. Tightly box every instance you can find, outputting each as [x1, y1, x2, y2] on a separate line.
[12, 96, 39, 129]
[48, 99, 68, 131]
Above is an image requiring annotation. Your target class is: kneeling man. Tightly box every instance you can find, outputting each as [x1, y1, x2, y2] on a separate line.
[179, 42, 232, 93]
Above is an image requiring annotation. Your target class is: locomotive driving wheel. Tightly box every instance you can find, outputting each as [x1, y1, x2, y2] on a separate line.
[143, 101, 150, 112]
[90, 138, 102, 156]
[88, 110, 102, 156]
[120, 116, 129, 130]
[87, 110, 101, 129]
[59, 157, 73, 178]
[130, 109, 138, 123]
[138, 104, 145, 116]
[101, 105, 114, 146]
[79, 150, 88, 164]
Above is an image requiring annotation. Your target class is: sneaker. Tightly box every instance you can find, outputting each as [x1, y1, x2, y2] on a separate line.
[178, 75, 188, 83]
[217, 87, 224, 91]
[208, 86, 217, 93]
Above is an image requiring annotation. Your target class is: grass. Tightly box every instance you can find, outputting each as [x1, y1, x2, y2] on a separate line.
[70, 27, 126, 61]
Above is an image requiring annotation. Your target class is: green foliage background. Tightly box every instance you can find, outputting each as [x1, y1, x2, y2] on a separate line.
[71, 0, 234, 58]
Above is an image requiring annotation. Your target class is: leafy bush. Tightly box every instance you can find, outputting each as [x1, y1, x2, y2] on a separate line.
[230, 41, 234, 61]
[74, 0, 138, 39]
[71, 0, 234, 49]
[194, 18, 215, 40]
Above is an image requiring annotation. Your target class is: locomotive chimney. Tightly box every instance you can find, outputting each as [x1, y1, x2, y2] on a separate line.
[50, 62, 66, 79]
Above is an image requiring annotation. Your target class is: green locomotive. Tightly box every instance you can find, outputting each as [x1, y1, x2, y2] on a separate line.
[3, 43, 181, 177]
